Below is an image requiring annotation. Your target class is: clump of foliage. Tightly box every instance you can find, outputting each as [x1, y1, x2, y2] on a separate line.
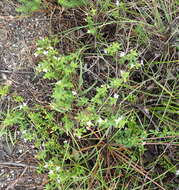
[1, 34, 176, 189]
[58, 0, 88, 8]
[0, 84, 10, 98]
[16, 0, 41, 13]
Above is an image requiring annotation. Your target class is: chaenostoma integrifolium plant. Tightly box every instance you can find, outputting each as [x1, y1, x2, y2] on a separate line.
[26, 36, 148, 188]
[34, 36, 146, 144]
[2, 36, 177, 189]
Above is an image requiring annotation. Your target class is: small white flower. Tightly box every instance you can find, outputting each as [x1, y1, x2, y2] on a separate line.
[115, 116, 124, 124]
[77, 135, 81, 139]
[113, 93, 119, 99]
[72, 91, 77, 96]
[56, 80, 62, 85]
[19, 102, 27, 110]
[56, 166, 61, 171]
[56, 178, 61, 183]
[19, 149, 23, 153]
[140, 59, 144, 66]
[1, 73, 7, 80]
[176, 170, 179, 176]
[44, 164, 49, 168]
[37, 47, 42, 51]
[43, 68, 48, 73]
[119, 52, 126, 57]
[120, 70, 126, 76]
[34, 52, 39, 57]
[22, 130, 26, 134]
[144, 107, 149, 114]
[116, 0, 119, 6]
[97, 118, 103, 124]
[23, 102, 27, 106]
[63, 140, 68, 144]
[87, 29, 91, 34]
[130, 63, 135, 68]
[54, 56, 60, 61]
[1, 169, 4, 173]
[86, 126, 90, 130]
[39, 37, 44, 41]
[49, 161, 53, 165]
[10, 170, 14, 175]
[43, 51, 48, 55]
[86, 121, 93, 126]
[40, 142, 45, 149]
[48, 46, 53, 50]
[49, 170, 53, 175]
[104, 49, 107, 54]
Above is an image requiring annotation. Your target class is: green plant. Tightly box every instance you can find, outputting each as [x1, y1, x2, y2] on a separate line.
[58, 0, 88, 8]
[17, 0, 41, 13]
[0, 84, 10, 98]
[21, 37, 152, 189]
[86, 8, 99, 37]
[2, 31, 177, 188]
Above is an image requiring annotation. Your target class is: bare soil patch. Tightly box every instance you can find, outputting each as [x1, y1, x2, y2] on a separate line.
[0, 0, 51, 189]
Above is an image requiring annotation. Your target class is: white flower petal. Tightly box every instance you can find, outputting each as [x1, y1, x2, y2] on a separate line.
[97, 118, 103, 124]
[34, 52, 39, 57]
[49, 170, 53, 175]
[57, 178, 61, 183]
[86, 121, 92, 126]
[72, 91, 77, 95]
[176, 170, 179, 176]
[43, 51, 48, 55]
[43, 68, 48, 73]
[37, 47, 42, 51]
[56, 166, 61, 171]
[119, 52, 126, 57]
[116, 0, 119, 6]
[140, 59, 144, 66]
[115, 116, 124, 124]
[113, 93, 119, 99]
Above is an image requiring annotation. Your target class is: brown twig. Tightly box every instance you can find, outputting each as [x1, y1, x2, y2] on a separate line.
[0, 69, 34, 74]
[0, 162, 37, 169]
[142, 135, 179, 140]
[141, 142, 179, 146]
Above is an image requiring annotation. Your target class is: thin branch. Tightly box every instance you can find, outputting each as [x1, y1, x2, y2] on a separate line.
[142, 135, 179, 140]
[0, 69, 34, 74]
[0, 162, 37, 169]
[141, 142, 179, 146]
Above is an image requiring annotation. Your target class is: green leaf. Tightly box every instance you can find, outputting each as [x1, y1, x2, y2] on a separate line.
[17, 0, 41, 13]
[58, 0, 88, 8]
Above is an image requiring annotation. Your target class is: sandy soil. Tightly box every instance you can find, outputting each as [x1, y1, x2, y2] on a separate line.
[0, 0, 51, 189]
